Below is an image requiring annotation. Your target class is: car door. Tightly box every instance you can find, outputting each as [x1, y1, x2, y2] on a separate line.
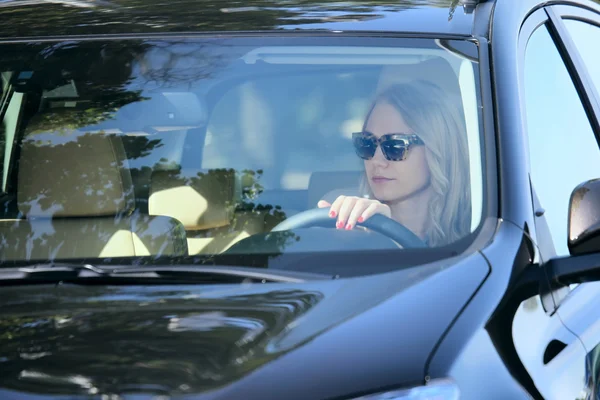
[517, 3, 600, 399]
[545, 3, 600, 398]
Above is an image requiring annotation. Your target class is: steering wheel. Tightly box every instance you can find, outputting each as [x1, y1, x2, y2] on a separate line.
[271, 208, 427, 248]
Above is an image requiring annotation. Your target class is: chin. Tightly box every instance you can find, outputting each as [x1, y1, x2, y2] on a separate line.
[372, 189, 401, 203]
[374, 187, 422, 203]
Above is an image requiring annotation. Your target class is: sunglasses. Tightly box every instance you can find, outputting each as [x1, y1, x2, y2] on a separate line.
[352, 131, 425, 161]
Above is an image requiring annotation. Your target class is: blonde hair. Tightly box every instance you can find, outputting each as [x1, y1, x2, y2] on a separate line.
[360, 80, 471, 246]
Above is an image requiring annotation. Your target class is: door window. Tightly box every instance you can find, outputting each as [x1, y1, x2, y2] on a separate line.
[0, 73, 24, 193]
[524, 24, 600, 257]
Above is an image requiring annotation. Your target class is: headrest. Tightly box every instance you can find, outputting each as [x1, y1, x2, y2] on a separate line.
[18, 127, 135, 218]
[307, 171, 363, 208]
[149, 169, 237, 231]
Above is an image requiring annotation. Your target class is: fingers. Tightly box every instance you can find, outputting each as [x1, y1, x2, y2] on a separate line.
[323, 196, 388, 230]
[360, 203, 380, 222]
[346, 199, 372, 230]
[317, 200, 331, 209]
[336, 196, 359, 229]
[329, 195, 346, 220]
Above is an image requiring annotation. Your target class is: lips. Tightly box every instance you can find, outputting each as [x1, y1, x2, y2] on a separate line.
[371, 176, 395, 183]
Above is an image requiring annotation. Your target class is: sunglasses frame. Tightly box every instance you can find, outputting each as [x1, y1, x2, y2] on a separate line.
[352, 131, 425, 161]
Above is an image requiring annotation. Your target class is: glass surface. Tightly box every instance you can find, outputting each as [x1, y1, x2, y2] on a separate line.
[0, 37, 483, 274]
[524, 25, 600, 258]
[564, 19, 600, 96]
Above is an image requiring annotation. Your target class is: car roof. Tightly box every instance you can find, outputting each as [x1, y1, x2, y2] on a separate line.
[0, 0, 489, 40]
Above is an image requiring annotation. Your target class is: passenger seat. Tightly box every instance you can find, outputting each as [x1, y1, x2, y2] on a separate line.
[0, 130, 188, 261]
[149, 169, 266, 254]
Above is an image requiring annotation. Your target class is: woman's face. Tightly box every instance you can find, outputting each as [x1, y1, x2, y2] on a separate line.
[364, 101, 431, 203]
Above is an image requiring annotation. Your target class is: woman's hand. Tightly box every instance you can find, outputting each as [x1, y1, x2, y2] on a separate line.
[317, 196, 391, 230]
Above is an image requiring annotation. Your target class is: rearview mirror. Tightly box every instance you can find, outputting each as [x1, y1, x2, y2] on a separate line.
[568, 178, 600, 256]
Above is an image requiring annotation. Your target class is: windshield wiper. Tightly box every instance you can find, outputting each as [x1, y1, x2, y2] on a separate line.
[0, 264, 333, 285]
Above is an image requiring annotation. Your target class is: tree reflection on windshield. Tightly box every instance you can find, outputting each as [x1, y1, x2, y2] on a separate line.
[0, 37, 310, 263]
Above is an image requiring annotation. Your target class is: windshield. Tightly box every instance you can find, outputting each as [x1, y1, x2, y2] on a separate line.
[0, 36, 484, 274]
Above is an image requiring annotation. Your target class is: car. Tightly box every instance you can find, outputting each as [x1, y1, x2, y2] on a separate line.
[2, 0, 600, 398]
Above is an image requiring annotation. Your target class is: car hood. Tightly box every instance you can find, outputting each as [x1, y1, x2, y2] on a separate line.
[0, 253, 489, 399]
[0, 0, 474, 38]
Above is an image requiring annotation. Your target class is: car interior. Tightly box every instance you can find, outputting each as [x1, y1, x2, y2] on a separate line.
[0, 41, 483, 262]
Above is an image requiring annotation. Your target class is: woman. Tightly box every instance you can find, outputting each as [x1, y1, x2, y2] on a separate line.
[318, 80, 471, 247]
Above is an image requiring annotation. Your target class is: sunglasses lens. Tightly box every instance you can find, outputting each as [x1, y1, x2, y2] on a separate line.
[352, 134, 376, 160]
[381, 140, 408, 161]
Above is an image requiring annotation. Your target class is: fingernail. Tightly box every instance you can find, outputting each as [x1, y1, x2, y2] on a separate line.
[329, 211, 337, 218]
[346, 224, 352, 230]
[336, 221, 344, 229]
[357, 217, 364, 223]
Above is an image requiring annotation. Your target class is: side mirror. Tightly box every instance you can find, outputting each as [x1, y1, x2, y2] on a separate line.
[508, 178, 600, 303]
[568, 178, 600, 256]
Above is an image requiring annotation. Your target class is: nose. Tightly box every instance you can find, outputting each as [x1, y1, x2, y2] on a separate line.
[370, 145, 389, 168]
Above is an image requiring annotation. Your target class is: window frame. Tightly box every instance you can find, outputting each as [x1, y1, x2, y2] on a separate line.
[547, 5, 600, 138]
[552, 4, 600, 111]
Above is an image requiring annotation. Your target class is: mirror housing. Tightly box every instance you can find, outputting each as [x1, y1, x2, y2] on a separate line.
[568, 178, 600, 256]
[508, 179, 600, 304]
